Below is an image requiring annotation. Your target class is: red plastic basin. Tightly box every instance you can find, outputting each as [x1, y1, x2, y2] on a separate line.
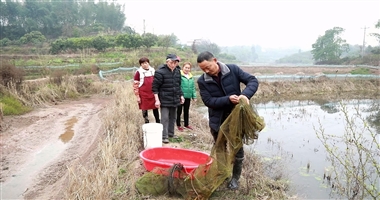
[139, 147, 212, 175]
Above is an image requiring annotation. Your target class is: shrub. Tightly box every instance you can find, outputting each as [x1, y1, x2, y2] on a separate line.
[0, 60, 25, 87]
[91, 64, 100, 74]
[92, 36, 109, 52]
[50, 69, 67, 85]
[19, 31, 46, 44]
[0, 38, 11, 47]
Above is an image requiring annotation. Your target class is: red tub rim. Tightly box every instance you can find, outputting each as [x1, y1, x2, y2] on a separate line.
[139, 146, 212, 170]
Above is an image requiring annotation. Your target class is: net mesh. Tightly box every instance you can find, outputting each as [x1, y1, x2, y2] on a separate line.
[135, 99, 265, 199]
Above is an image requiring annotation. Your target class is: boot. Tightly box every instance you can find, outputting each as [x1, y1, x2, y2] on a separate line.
[227, 157, 244, 190]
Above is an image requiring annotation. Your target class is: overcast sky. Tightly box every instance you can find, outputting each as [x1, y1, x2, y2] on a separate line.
[119, 0, 380, 50]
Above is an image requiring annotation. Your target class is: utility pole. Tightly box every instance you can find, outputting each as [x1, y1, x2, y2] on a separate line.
[143, 19, 146, 34]
[361, 26, 370, 57]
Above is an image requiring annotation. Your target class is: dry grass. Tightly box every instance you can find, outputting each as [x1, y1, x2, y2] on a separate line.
[8, 77, 373, 199]
[65, 82, 142, 199]
[62, 81, 297, 200]
[5, 74, 112, 107]
[3, 74, 379, 199]
[63, 82, 217, 199]
[253, 78, 380, 103]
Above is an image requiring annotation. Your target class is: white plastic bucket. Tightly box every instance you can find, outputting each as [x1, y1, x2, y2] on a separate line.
[142, 123, 163, 149]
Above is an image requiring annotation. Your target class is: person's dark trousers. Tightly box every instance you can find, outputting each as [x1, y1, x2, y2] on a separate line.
[153, 108, 160, 123]
[176, 98, 190, 127]
[161, 106, 177, 139]
[142, 110, 149, 123]
[142, 109, 160, 123]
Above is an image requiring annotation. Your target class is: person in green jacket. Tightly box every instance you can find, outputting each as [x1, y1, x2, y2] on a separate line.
[177, 62, 197, 131]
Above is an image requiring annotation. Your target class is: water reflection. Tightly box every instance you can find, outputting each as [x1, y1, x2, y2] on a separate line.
[59, 117, 78, 143]
[194, 99, 377, 198]
[250, 99, 379, 199]
[366, 103, 380, 134]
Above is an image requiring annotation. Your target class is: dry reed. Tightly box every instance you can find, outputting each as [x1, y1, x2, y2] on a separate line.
[6, 74, 108, 107]
[63, 81, 295, 199]
[65, 82, 144, 199]
[255, 79, 379, 103]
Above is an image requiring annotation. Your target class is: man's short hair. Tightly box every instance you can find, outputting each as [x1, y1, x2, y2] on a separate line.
[197, 51, 214, 63]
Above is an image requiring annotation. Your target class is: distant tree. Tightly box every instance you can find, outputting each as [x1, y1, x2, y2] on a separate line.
[129, 34, 143, 49]
[191, 40, 198, 54]
[251, 46, 258, 62]
[0, 0, 127, 40]
[218, 53, 236, 61]
[370, 19, 380, 44]
[311, 27, 349, 63]
[116, 33, 131, 48]
[141, 33, 157, 48]
[92, 36, 108, 51]
[194, 39, 220, 55]
[157, 34, 177, 50]
[19, 31, 46, 44]
[122, 26, 136, 34]
[369, 19, 380, 54]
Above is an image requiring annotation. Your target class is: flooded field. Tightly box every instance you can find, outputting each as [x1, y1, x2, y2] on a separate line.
[251, 99, 379, 199]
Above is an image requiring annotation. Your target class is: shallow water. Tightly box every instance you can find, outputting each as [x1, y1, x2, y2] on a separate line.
[198, 99, 379, 198]
[1, 117, 76, 199]
[250, 99, 379, 199]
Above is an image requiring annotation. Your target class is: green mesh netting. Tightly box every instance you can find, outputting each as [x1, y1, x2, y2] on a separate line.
[135, 99, 265, 199]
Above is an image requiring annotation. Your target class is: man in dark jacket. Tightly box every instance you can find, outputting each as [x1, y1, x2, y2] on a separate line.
[197, 51, 259, 190]
[152, 54, 184, 144]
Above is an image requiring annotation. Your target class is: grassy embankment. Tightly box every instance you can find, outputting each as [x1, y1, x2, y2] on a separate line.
[1, 48, 379, 199]
[1, 70, 379, 199]
[61, 77, 379, 200]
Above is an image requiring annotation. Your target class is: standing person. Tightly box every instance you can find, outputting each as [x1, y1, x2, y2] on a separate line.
[152, 54, 184, 144]
[176, 62, 197, 131]
[196, 51, 259, 190]
[133, 57, 160, 123]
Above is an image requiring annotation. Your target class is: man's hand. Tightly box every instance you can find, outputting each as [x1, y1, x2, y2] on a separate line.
[229, 95, 239, 104]
[238, 95, 249, 104]
[229, 94, 249, 104]
[155, 99, 160, 108]
[180, 96, 185, 104]
[137, 97, 141, 104]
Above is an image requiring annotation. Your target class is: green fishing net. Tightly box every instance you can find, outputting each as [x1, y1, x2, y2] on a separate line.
[135, 99, 265, 199]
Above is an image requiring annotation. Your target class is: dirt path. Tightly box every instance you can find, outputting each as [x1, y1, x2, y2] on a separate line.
[0, 95, 112, 200]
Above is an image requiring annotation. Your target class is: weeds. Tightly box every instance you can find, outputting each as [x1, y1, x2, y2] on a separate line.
[315, 102, 380, 199]
[350, 68, 370, 75]
[63, 82, 291, 200]
[0, 94, 31, 115]
[255, 79, 379, 103]
[0, 60, 25, 87]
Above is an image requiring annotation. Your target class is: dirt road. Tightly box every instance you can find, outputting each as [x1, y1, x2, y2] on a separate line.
[0, 95, 112, 200]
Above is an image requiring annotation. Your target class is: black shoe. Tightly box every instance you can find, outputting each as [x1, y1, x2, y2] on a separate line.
[227, 178, 239, 190]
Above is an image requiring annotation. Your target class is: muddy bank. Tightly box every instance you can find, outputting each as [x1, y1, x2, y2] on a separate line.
[0, 95, 111, 199]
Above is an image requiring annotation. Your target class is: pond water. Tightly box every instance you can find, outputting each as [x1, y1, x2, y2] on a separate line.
[250, 99, 379, 199]
[198, 98, 379, 198]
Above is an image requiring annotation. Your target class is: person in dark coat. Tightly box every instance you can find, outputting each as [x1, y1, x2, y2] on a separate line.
[152, 54, 184, 144]
[197, 51, 259, 190]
